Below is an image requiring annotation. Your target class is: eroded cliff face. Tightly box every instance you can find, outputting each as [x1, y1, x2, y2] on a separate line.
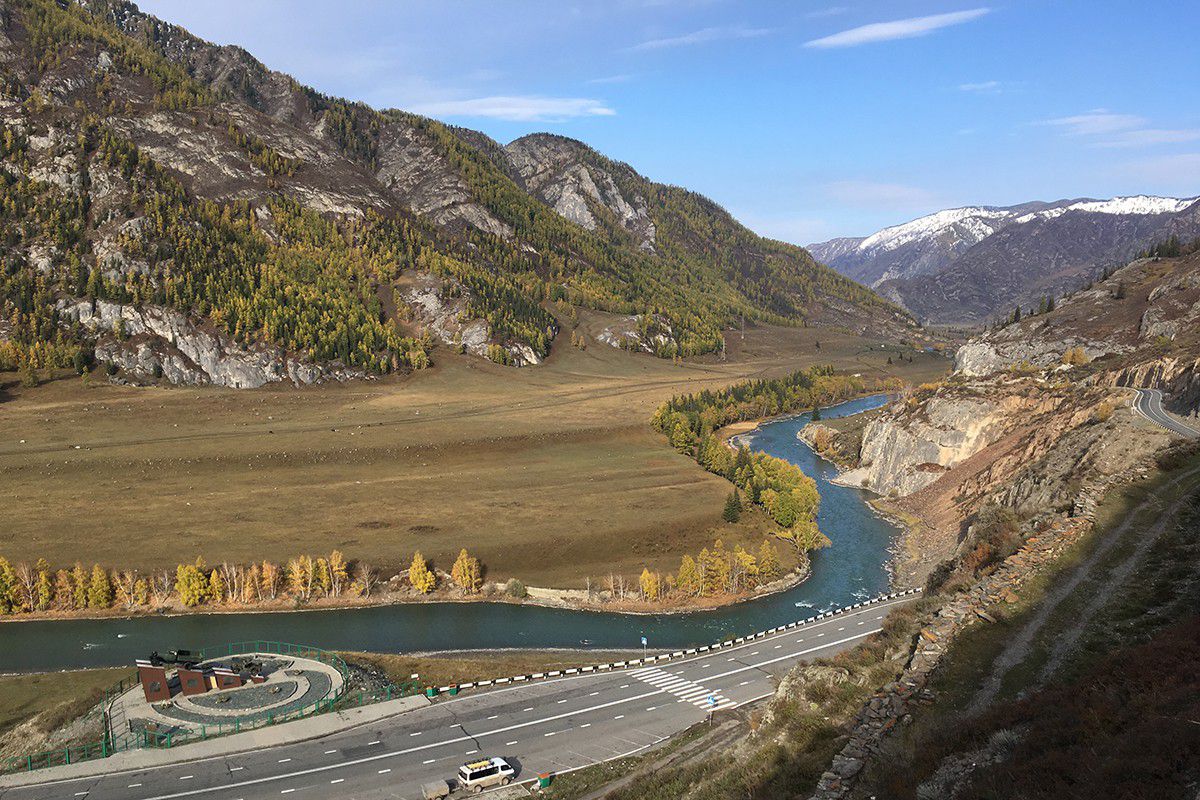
[59, 299, 356, 388]
[504, 134, 657, 252]
[837, 392, 1047, 497]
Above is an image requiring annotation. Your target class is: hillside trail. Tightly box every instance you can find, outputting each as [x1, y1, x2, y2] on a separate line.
[966, 462, 1200, 716]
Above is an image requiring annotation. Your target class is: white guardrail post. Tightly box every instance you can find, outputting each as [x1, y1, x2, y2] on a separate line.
[427, 588, 924, 695]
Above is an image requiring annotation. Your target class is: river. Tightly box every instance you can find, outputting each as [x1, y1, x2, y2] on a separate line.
[0, 395, 900, 673]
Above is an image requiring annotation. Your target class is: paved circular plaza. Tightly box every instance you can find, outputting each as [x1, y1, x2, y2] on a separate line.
[110, 652, 344, 741]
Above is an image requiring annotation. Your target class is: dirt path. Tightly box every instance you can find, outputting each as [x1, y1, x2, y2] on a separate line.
[966, 464, 1200, 715]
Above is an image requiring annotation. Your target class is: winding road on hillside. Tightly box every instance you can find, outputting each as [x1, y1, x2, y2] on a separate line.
[0, 597, 916, 800]
[1132, 388, 1200, 439]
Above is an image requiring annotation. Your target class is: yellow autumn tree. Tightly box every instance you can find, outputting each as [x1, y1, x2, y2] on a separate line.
[409, 552, 436, 594]
[451, 549, 481, 593]
[639, 568, 661, 601]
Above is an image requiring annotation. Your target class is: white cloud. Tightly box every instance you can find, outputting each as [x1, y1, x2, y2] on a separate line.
[1094, 129, 1200, 148]
[408, 95, 616, 122]
[958, 80, 1002, 93]
[804, 8, 990, 49]
[1038, 109, 1145, 136]
[825, 180, 939, 211]
[630, 25, 771, 51]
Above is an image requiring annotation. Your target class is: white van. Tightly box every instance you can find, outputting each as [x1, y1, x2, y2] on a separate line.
[457, 757, 516, 793]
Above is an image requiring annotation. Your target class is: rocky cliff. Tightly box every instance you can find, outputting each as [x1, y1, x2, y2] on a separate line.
[0, 0, 914, 388]
[59, 299, 353, 387]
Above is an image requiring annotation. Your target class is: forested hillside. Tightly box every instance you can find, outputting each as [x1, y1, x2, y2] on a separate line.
[0, 0, 912, 387]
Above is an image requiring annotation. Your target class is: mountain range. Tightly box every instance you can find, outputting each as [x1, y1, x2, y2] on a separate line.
[809, 195, 1200, 326]
[0, 0, 911, 388]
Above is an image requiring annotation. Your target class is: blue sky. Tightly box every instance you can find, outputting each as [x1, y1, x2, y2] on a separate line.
[138, 0, 1200, 245]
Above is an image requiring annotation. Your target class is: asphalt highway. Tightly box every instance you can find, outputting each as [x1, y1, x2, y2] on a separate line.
[1132, 388, 1200, 439]
[0, 596, 916, 800]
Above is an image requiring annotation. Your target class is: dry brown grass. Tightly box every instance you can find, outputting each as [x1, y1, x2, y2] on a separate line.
[0, 320, 948, 586]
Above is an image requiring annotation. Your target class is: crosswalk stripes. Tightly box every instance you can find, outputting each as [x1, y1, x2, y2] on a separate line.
[629, 666, 736, 710]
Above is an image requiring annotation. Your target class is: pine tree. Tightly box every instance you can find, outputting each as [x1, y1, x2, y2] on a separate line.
[87, 565, 112, 609]
[208, 568, 226, 604]
[722, 490, 742, 523]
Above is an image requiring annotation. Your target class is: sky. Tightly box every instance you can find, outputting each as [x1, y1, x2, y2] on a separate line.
[137, 0, 1200, 245]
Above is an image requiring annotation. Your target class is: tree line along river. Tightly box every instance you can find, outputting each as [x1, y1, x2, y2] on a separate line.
[0, 395, 900, 673]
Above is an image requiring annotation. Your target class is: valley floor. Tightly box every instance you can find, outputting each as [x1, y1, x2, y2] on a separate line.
[0, 319, 946, 597]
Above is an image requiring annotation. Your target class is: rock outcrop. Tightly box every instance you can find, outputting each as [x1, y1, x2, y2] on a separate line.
[504, 134, 657, 252]
[400, 273, 544, 367]
[59, 299, 353, 388]
[837, 393, 1046, 498]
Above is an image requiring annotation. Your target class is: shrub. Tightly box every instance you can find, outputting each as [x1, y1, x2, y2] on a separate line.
[505, 578, 527, 599]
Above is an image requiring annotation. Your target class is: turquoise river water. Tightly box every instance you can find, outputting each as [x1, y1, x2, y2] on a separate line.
[0, 394, 899, 673]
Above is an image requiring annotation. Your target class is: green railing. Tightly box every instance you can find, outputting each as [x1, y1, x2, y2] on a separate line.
[2, 670, 139, 776]
[3, 643, 419, 774]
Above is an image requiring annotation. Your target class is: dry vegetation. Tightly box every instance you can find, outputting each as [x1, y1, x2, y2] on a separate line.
[0, 320, 948, 589]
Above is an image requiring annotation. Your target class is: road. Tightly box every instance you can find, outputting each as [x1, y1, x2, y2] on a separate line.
[0, 597, 916, 800]
[1131, 388, 1200, 439]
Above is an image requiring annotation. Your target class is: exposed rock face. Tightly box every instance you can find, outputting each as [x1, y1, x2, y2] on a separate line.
[59, 299, 350, 388]
[400, 273, 542, 366]
[837, 394, 1034, 498]
[596, 314, 676, 355]
[504, 134, 657, 252]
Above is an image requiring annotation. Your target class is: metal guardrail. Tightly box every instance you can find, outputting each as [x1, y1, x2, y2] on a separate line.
[432, 588, 925, 693]
[1, 594, 923, 774]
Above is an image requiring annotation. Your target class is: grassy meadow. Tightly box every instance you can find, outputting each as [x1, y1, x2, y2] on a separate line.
[0, 315, 948, 588]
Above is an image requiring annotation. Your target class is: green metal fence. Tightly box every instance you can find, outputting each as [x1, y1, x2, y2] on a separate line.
[2, 643, 420, 775]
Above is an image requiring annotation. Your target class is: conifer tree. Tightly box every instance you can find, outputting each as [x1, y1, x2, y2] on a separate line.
[408, 552, 436, 594]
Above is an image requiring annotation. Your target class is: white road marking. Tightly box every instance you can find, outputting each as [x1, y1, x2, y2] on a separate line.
[280, 791, 294, 796]
[620, 684, 630, 689]
[739, 680, 751, 686]
[614, 714, 625, 720]
[646, 706, 657, 711]
[837, 627, 845, 631]
[330, 779, 344, 785]
[409, 732, 421, 737]
[487, 715, 498, 720]
[180, 776, 194, 781]
[423, 758, 436, 764]
[774, 644, 782, 649]
[544, 731, 556, 737]
[84, 622, 897, 800]
[589, 691, 599, 696]
[465, 750, 477, 755]
[378, 768, 391, 774]
[557, 699, 567, 703]
[523, 707, 533, 712]
[580, 723, 591, 728]
[278, 758, 291, 763]
[324, 750, 337, 755]
[129, 785, 143, 789]
[230, 767, 244, 772]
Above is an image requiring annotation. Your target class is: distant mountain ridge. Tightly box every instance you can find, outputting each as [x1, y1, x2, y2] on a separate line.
[0, 0, 912, 388]
[809, 195, 1200, 325]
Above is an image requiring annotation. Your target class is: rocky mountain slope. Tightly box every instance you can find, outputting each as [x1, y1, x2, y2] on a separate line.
[810, 245, 1200, 581]
[809, 196, 1200, 326]
[0, 0, 911, 388]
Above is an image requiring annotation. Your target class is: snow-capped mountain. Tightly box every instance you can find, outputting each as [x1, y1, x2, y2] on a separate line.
[809, 195, 1200, 325]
